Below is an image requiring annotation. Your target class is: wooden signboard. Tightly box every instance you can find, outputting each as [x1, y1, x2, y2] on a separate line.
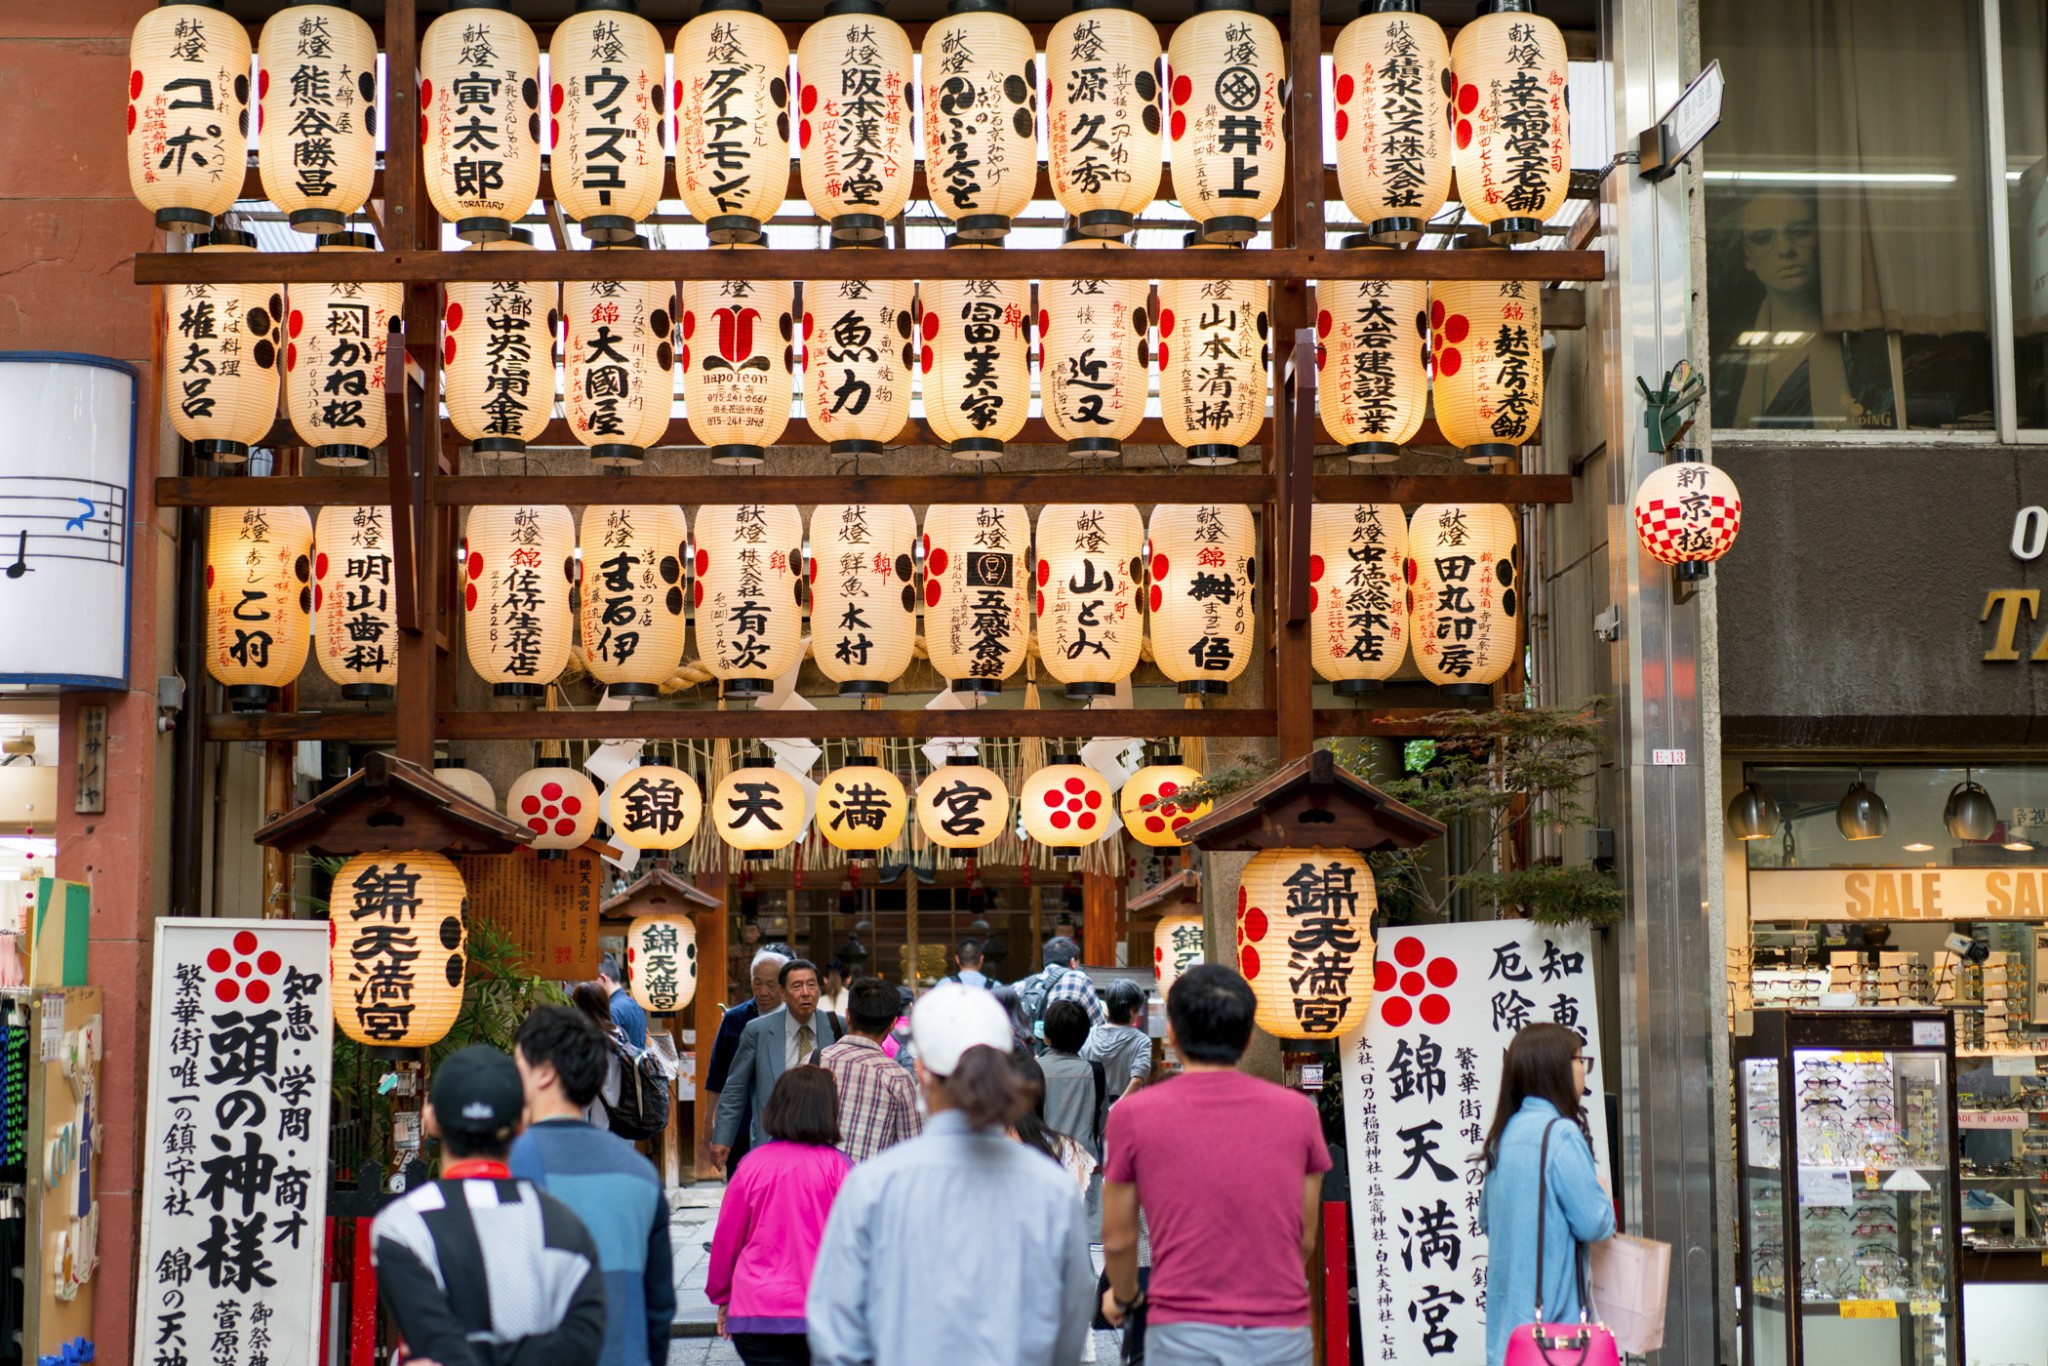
[25, 984, 100, 1361]
[456, 847, 602, 979]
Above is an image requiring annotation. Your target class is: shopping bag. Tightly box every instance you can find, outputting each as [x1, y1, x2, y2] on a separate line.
[1588, 1233, 1673, 1355]
[1504, 1121, 1622, 1366]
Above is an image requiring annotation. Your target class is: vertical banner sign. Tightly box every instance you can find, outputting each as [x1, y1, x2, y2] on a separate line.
[135, 920, 332, 1366]
[1341, 921, 1607, 1366]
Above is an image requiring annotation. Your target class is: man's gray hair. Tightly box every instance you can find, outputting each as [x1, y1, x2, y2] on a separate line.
[751, 948, 792, 977]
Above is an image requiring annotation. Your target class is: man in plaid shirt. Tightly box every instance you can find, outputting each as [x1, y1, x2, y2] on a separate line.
[816, 976, 923, 1164]
[1027, 935, 1108, 1036]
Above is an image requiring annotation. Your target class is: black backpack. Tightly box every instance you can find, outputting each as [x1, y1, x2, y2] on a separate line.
[603, 1039, 672, 1141]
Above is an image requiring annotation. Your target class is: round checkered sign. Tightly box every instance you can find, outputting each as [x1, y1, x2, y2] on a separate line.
[1633, 460, 1743, 566]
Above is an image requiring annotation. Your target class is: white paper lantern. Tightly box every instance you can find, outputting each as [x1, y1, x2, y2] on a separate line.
[1120, 758, 1210, 848]
[127, 2, 252, 233]
[206, 505, 312, 711]
[1021, 757, 1115, 852]
[1332, 2, 1452, 243]
[1157, 258, 1269, 464]
[1148, 503, 1256, 695]
[313, 504, 398, 700]
[609, 762, 704, 851]
[692, 504, 804, 698]
[507, 760, 600, 850]
[550, 2, 668, 243]
[921, 0, 1037, 241]
[1310, 502, 1409, 694]
[579, 503, 689, 697]
[916, 758, 1011, 851]
[330, 850, 468, 1048]
[165, 231, 282, 463]
[803, 267, 915, 454]
[675, 0, 791, 244]
[921, 503, 1031, 693]
[420, 1, 542, 243]
[564, 242, 675, 466]
[285, 233, 401, 467]
[712, 759, 807, 857]
[796, 3, 916, 244]
[1164, 1, 1285, 243]
[1047, 2, 1162, 237]
[444, 233, 557, 457]
[1407, 502, 1519, 697]
[626, 915, 699, 1012]
[258, 1, 379, 232]
[1238, 847, 1376, 1039]
[1430, 273, 1542, 466]
[1153, 912, 1204, 995]
[1036, 503, 1144, 699]
[434, 759, 496, 811]
[1041, 237, 1150, 458]
[1450, 0, 1570, 244]
[1317, 248, 1429, 460]
[463, 504, 576, 696]
[1633, 459, 1743, 577]
[920, 253, 1030, 459]
[818, 758, 909, 857]
[809, 504, 918, 695]
[682, 248, 794, 465]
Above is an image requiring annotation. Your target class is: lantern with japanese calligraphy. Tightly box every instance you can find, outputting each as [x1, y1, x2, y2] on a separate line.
[916, 757, 1011, 851]
[127, 1, 251, 233]
[462, 503, 576, 697]
[1036, 503, 1143, 699]
[165, 231, 282, 464]
[803, 265, 915, 455]
[257, 1, 379, 232]
[285, 233, 401, 467]
[578, 503, 689, 697]
[1153, 913, 1204, 994]
[1164, 1, 1285, 244]
[921, 503, 1030, 693]
[1318, 244, 1429, 460]
[675, 0, 791, 244]
[313, 504, 398, 700]
[608, 761, 704, 852]
[1632, 458, 1742, 580]
[1332, 1, 1452, 244]
[1148, 503, 1256, 696]
[420, 0, 542, 243]
[433, 758, 497, 811]
[809, 503, 917, 695]
[1407, 502, 1519, 697]
[549, 1, 667, 244]
[920, 251, 1031, 459]
[1046, 2, 1162, 237]
[507, 758, 601, 850]
[626, 915, 698, 1012]
[1041, 237, 1150, 459]
[330, 849, 468, 1049]
[692, 504, 804, 698]
[712, 758, 807, 858]
[921, 0, 1037, 242]
[1120, 756, 1210, 848]
[1429, 271, 1542, 466]
[1310, 502, 1409, 694]
[1021, 757, 1115, 852]
[1237, 847, 1377, 1039]
[796, 3, 916, 244]
[1449, 0, 1571, 244]
[565, 242, 675, 466]
[206, 505, 313, 711]
[1157, 260, 1269, 465]
[818, 758, 909, 858]
[682, 250, 794, 465]
[444, 233, 557, 458]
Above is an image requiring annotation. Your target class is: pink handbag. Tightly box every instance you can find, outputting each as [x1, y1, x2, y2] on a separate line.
[1502, 1120, 1621, 1366]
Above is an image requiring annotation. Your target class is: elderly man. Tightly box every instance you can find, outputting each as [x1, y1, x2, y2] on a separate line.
[705, 948, 787, 1174]
[711, 958, 841, 1171]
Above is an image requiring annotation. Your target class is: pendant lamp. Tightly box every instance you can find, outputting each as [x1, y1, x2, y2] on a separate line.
[609, 760, 704, 851]
[1309, 503, 1409, 695]
[420, 0, 542, 243]
[922, 503, 1032, 693]
[809, 503, 918, 695]
[1633, 457, 1743, 581]
[917, 757, 1011, 850]
[1047, 0, 1162, 238]
[507, 757, 600, 851]
[804, 260, 915, 455]
[921, 0, 1038, 242]
[1120, 755, 1210, 847]
[1041, 234, 1150, 459]
[693, 504, 804, 698]
[1148, 503, 1256, 695]
[1318, 240, 1429, 461]
[1157, 243, 1269, 465]
[1153, 912, 1205, 996]
[285, 233, 401, 468]
[564, 238, 674, 466]
[579, 503, 689, 697]
[921, 244, 1030, 459]
[550, 0, 668, 244]
[434, 758, 497, 811]
[165, 230, 283, 464]
[682, 244, 794, 465]
[1725, 781, 1779, 842]
[329, 850, 468, 1048]
[1036, 503, 1144, 700]
[443, 232, 557, 458]
[1944, 770, 1997, 843]
[1021, 756, 1115, 853]
[818, 757, 909, 858]
[1430, 262, 1542, 467]
[258, 2, 379, 232]
[675, 0, 791, 244]
[1238, 847, 1376, 1038]
[206, 505, 313, 712]
[1449, 0, 1570, 245]
[1836, 771, 1889, 842]
[1407, 502, 1520, 697]
[712, 756, 807, 858]
[313, 503, 398, 700]
[1332, 0, 1451, 244]
[1164, 0, 1285, 244]
[796, 0, 916, 244]
[128, 1, 252, 233]
[462, 503, 575, 696]
[626, 915, 698, 1012]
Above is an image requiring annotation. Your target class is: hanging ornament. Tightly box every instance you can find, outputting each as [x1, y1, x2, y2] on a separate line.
[1148, 503, 1256, 696]
[1450, 0, 1570, 244]
[803, 262, 915, 455]
[795, 2, 916, 244]
[626, 915, 699, 1012]
[1046, 1, 1162, 237]
[564, 239, 674, 466]
[420, 0, 542, 243]
[675, 0, 791, 244]
[1153, 912, 1205, 996]
[1633, 458, 1743, 579]
[462, 503, 576, 696]
[165, 230, 282, 464]
[692, 504, 804, 698]
[608, 760, 704, 851]
[712, 757, 807, 858]
[285, 233, 401, 468]
[433, 758, 496, 811]
[920, 246, 1031, 459]
[817, 758, 909, 858]
[916, 757, 1011, 851]
[329, 850, 468, 1048]
[1021, 757, 1115, 852]
[1430, 267, 1542, 466]
[1332, 0, 1452, 244]
[682, 246, 794, 465]
[921, 503, 1030, 694]
[921, 0, 1037, 242]
[1157, 248, 1269, 464]
[1317, 241, 1429, 461]
[258, 1, 379, 232]
[313, 504, 398, 700]
[579, 504, 689, 697]
[1164, 0, 1285, 244]
[1310, 502, 1410, 695]
[809, 503, 917, 696]
[1120, 756, 1210, 848]
[1041, 235, 1150, 459]
[127, 2, 252, 233]
[1407, 502, 1520, 697]
[507, 758, 600, 851]
[1037, 503, 1143, 699]
[1237, 847, 1376, 1039]
[444, 233, 557, 458]
[206, 505, 312, 712]
[550, 0, 668, 243]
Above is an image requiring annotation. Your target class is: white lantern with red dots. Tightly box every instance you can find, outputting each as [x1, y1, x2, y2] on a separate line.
[1164, 1, 1285, 244]
[549, 2, 668, 244]
[313, 504, 399, 701]
[127, 2, 252, 233]
[579, 503, 690, 697]
[817, 758, 909, 857]
[809, 503, 918, 695]
[1046, 2, 1163, 238]
[565, 246, 675, 466]
[675, 0, 791, 244]
[462, 503, 577, 697]
[444, 234, 557, 458]
[1153, 912, 1205, 995]
[921, 0, 1038, 242]
[608, 762, 704, 852]
[1157, 263, 1269, 464]
[916, 757, 1011, 851]
[1310, 503, 1410, 694]
[1632, 458, 1742, 580]
[165, 232, 283, 464]
[921, 255, 1031, 459]
[1449, 0, 1571, 245]
[626, 914, 699, 1013]
[1041, 237, 1150, 459]
[207, 505, 313, 712]
[1021, 758, 1115, 852]
[1407, 502, 1520, 698]
[692, 504, 805, 699]
[1120, 758, 1211, 848]
[1331, 2, 1452, 244]
[712, 758, 808, 858]
[258, 1, 380, 232]
[1148, 503, 1256, 696]
[420, 1, 542, 243]
[1429, 273, 1542, 467]
[1318, 252, 1429, 461]
[796, 4, 916, 244]
[1036, 503, 1144, 700]
[507, 760, 600, 851]
[329, 851, 469, 1048]
[922, 503, 1031, 694]
[285, 233, 401, 467]
[682, 253, 794, 465]
[804, 269, 915, 454]
[1237, 847, 1377, 1040]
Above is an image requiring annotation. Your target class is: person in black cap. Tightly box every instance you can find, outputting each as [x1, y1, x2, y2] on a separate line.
[370, 1045, 608, 1366]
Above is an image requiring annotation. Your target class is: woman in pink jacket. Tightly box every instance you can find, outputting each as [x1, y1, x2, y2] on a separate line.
[707, 1065, 853, 1366]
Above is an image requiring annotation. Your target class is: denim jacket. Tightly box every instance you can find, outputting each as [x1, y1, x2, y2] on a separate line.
[1477, 1096, 1616, 1366]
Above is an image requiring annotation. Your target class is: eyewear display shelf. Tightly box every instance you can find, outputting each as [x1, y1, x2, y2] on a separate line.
[1735, 1010, 1963, 1366]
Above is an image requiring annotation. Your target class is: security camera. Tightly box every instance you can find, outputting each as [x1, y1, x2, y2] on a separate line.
[1944, 932, 1991, 965]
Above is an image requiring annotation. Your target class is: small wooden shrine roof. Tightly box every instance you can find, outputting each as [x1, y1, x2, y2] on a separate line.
[598, 864, 722, 922]
[1128, 868, 1202, 920]
[1177, 749, 1445, 853]
[253, 753, 533, 857]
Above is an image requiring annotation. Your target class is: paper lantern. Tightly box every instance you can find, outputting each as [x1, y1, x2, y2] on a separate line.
[1120, 758, 1210, 848]
[920, 252, 1030, 459]
[803, 266, 915, 454]
[921, 0, 1037, 241]
[1238, 847, 1376, 1039]
[795, 3, 916, 244]
[712, 760, 807, 858]
[1450, 0, 1570, 243]
[330, 850, 469, 1049]
[550, 2, 668, 243]
[692, 504, 804, 698]
[578, 503, 689, 696]
[1408, 502, 1519, 697]
[165, 231, 282, 463]
[1148, 503, 1256, 695]
[1157, 259, 1269, 464]
[809, 503, 917, 696]
[1317, 247, 1429, 460]
[921, 503, 1030, 693]
[1164, 1, 1285, 244]
[1021, 758, 1115, 851]
[1046, 2, 1162, 237]
[257, 1, 379, 232]
[1041, 237, 1150, 458]
[608, 762, 704, 851]
[916, 758, 1011, 850]
[1332, 1, 1452, 243]
[444, 233, 558, 457]
[507, 760, 600, 850]
[1430, 273, 1542, 466]
[127, 2, 252, 232]
[675, 0, 791, 244]
[462, 504, 575, 696]
[285, 233, 401, 467]
[1633, 459, 1743, 578]
[564, 243, 674, 466]
[818, 758, 909, 857]
[206, 505, 312, 711]
[433, 759, 496, 811]
[1310, 503, 1409, 694]
[313, 504, 398, 700]
[626, 915, 699, 1013]
[1154, 913, 1205, 995]
[420, 0, 542, 243]
[682, 249, 794, 464]
[1036, 503, 1143, 699]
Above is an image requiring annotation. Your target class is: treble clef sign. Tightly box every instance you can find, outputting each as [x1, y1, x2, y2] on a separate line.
[4, 531, 31, 580]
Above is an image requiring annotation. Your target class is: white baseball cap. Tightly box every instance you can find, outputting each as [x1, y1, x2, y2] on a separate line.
[910, 982, 1014, 1076]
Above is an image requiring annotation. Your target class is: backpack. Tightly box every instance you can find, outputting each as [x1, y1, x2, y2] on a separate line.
[1088, 1058, 1107, 1151]
[1018, 967, 1058, 1035]
[603, 1038, 672, 1141]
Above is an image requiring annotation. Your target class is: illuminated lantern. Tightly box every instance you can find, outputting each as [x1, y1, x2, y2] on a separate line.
[920, 0, 1037, 241]
[803, 265, 915, 455]
[1450, 0, 1570, 243]
[1430, 273, 1542, 466]
[711, 758, 807, 858]
[608, 761, 704, 851]
[1407, 502, 1519, 697]
[127, 2, 251, 233]
[1317, 245, 1429, 461]
[549, 1, 667, 243]
[675, 0, 791, 244]
[1041, 237, 1150, 459]
[285, 233, 401, 467]
[626, 915, 698, 1012]
[1633, 458, 1742, 579]
[206, 505, 312, 711]
[462, 503, 575, 696]
[1237, 847, 1376, 1039]
[1154, 912, 1205, 995]
[922, 250, 1030, 459]
[1332, 1, 1452, 243]
[433, 758, 496, 811]
[578, 504, 689, 697]
[1148, 503, 1256, 696]
[564, 241, 675, 466]
[1120, 756, 1210, 848]
[1164, 1, 1285, 244]
[817, 758, 909, 858]
[1310, 502, 1409, 694]
[1036, 503, 1143, 699]
[507, 759, 600, 850]
[444, 233, 557, 458]
[916, 757, 1011, 851]
[692, 504, 804, 698]
[1157, 258, 1269, 464]
[1046, 2, 1162, 237]
[809, 503, 917, 696]
[682, 250, 794, 465]
[165, 230, 282, 463]
[258, 1, 379, 232]
[329, 850, 468, 1048]
[921, 503, 1030, 693]
[313, 504, 398, 700]
[420, 0, 542, 243]
[796, 4, 916, 244]
[1021, 757, 1115, 852]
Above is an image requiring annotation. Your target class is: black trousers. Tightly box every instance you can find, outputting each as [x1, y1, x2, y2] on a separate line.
[732, 1331, 811, 1366]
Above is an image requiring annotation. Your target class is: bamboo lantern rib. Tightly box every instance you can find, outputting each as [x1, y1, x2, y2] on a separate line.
[626, 915, 699, 1013]
[420, 3, 542, 243]
[549, 5, 668, 243]
[1157, 263, 1269, 465]
[166, 234, 283, 463]
[1449, 2, 1571, 244]
[796, 6, 916, 242]
[1429, 272, 1542, 466]
[693, 504, 805, 699]
[330, 850, 469, 1049]
[507, 759, 600, 850]
[810, 504, 918, 694]
[675, 0, 792, 243]
[579, 504, 690, 696]
[1121, 759, 1209, 848]
[1020, 758, 1114, 850]
[609, 764, 704, 851]
[129, 3, 252, 232]
[917, 758, 1011, 850]
[922, 503, 1031, 693]
[1407, 501, 1520, 695]
[1238, 847, 1376, 1039]
[565, 247, 675, 466]
[1317, 251, 1429, 460]
[444, 236, 557, 457]
[1041, 237, 1150, 457]
[1153, 912, 1205, 995]
[921, 254, 1031, 459]
[258, 2, 379, 232]
[711, 761, 807, 857]
[1309, 502, 1411, 693]
[817, 759, 909, 855]
[313, 504, 399, 700]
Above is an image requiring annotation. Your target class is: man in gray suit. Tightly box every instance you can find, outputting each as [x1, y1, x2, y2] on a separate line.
[710, 957, 838, 1172]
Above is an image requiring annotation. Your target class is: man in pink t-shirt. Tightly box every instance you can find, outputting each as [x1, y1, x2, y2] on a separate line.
[1100, 964, 1331, 1366]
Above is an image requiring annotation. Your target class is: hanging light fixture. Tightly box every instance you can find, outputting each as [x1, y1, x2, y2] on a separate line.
[1238, 848, 1376, 1039]
[420, 0, 542, 243]
[312, 504, 398, 700]
[1944, 769, 1998, 843]
[1449, 0, 1571, 245]
[1021, 757, 1115, 853]
[164, 230, 282, 464]
[818, 757, 909, 858]
[809, 503, 918, 696]
[804, 258, 915, 456]
[564, 239, 674, 466]
[922, 504, 1031, 694]
[462, 504, 575, 696]
[608, 759, 704, 852]
[1041, 235, 1150, 460]
[1836, 771, 1889, 842]
[127, 1, 252, 233]
[1407, 502, 1520, 697]
[916, 756, 1011, 851]
[1318, 242, 1429, 461]
[578, 504, 689, 697]
[1332, 0, 1451, 243]
[1036, 503, 1145, 699]
[1430, 264, 1543, 467]
[507, 757, 601, 851]
[921, 0, 1037, 242]
[434, 758, 497, 811]
[444, 232, 557, 458]
[1633, 456, 1744, 580]
[257, 1, 379, 232]
[206, 505, 313, 712]
[675, 0, 791, 244]
[285, 232, 402, 468]
[1153, 912, 1205, 996]
[1725, 781, 1779, 842]
[1165, 0, 1285, 244]
[1157, 246, 1269, 465]
[921, 244, 1030, 459]
[1148, 503, 1256, 696]
[682, 244, 794, 465]
[1310, 503, 1409, 695]
[550, 0, 668, 244]
[626, 915, 699, 1013]
[1047, 0, 1162, 237]
[329, 850, 468, 1049]
[1120, 755, 1210, 848]
[796, 1, 916, 244]
[692, 504, 804, 699]
[712, 756, 807, 858]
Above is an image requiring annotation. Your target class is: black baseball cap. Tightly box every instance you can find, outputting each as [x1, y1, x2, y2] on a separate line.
[431, 1045, 525, 1143]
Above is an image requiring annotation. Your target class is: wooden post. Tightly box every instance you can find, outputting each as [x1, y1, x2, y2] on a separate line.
[262, 683, 296, 919]
[692, 863, 729, 1181]
[1083, 871, 1116, 965]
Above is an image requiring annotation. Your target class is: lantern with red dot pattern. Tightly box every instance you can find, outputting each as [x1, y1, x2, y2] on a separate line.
[921, 250, 1031, 459]
[507, 759, 601, 852]
[207, 505, 313, 712]
[127, 2, 252, 233]
[313, 504, 399, 700]
[1148, 503, 1256, 696]
[565, 242, 675, 466]
[1041, 237, 1150, 459]
[608, 761, 704, 852]
[921, 503, 1031, 693]
[916, 757, 1011, 851]
[675, 0, 791, 244]
[1317, 249, 1429, 461]
[682, 251, 795, 465]
[1309, 502, 1409, 694]
[1407, 502, 1519, 697]
[921, 0, 1038, 242]
[1236, 846, 1377, 1039]
[1021, 757, 1116, 853]
[330, 851, 469, 1048]
[462, 504, 576, 697]
[1428, 271, 1542, 467]
[795, 3, 916, 244]
[1120, 757, 1211, 848]
[1036, 503, 1144, 699]
[420, 0, 542, 243]
[258, 2, 379, 232]
[1331, 1, 1452, 244]
[1632, 458, 1742, 580]
[579, 504, 690, 697]
[165, 232, 283, 464]
[285, 234, 401, 468]
[1164, 0, 1286, 244]
[549, 0, 668, 244]
[444, 234, 558, 458]
[1153, 912, 1205, 996]
[692, 504, 805, 698]
[809, 504, 918, 695]
[1046, 1, 1162, 238]
[804, 267, 915, 455]
[1448, 0, 1571, 244]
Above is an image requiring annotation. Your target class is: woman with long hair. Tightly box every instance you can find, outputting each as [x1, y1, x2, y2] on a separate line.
[571, 980, 623, 1130]
[1011, 1053, 1104, 1364]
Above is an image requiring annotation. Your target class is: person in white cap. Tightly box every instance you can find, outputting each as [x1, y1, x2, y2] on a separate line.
[806, 983, 1096, 1366]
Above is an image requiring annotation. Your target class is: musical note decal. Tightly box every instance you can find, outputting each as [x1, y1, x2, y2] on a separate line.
[0, 477, 127, 577]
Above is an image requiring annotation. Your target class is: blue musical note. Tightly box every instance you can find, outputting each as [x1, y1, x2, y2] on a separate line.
[63, 499, 92, 533]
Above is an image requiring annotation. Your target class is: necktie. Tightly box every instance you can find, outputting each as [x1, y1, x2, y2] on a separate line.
[799, 1023, 814, 1061]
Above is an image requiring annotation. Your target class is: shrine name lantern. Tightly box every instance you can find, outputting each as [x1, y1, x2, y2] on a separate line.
[922, 503, 1030, 693]
[1332, 0, 1452, 244]
[550, 0, 668, 243]
[1238, 847, 1377, 1039]
[507, 758, 600, 851]
[1046, 1, 1162, 237]
[330, 850, 469, 1049]
[818, 757, 909, 858]
[627, 915, 698, 1013]
[1153, 913, 1204, 995]
[166, 231, 282, 464]
[917, 756, 1011, 851]
[1158, 257, 1269, 464]
[579, 503, 689, 697]
[420, 0, 541, 243]
[1318, 243, 1429, 461]
[444, 233, 558, 458]
[285, 233, 401, 467]
[809, 503, 917, 696]
[1022, 757, 1116, 852]
[1408, 502, 1520, 698]
[128, 1, 251, 233]
[1165, 0, 1285, 244]
[258, 1, 379, 232]
[1041, 237, 1150, 459]
[712, 757, 807, 858]
[565, 240, 675, 466]
[1310, 502, 1410, 694]
[922, 250, 1031, 459]
[1121, 756, 1211, 848]
[1430, 272, 1543, 466]
[1149, 502, 1256, 696]
[921, 0, 1037, 242]
[693, 504, 804, 698]
[463, 503, 576, 697]
[1037, 503, 1143, 699]
[1450, 0, 1571, 244]
[207, 505, 312, 711]
[609, 761, 704, 851]
[796, 2, 916, 243]
[804, 266, 915, 455]
[313, 504, 398, 700]
[675, 0, 791, 244]
[434, 758, 497, 811]
[1633, 458, 1743, 580]
[682, 249, 794, 465]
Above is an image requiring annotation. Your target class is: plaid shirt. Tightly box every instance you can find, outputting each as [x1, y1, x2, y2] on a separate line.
[1044, 965, 1108, 1030]
[816, 1034, 922, 1165]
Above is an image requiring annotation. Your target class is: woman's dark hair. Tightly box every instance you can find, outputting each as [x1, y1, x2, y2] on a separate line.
[848, 976, 902, 1034]
[939, 1044, 1036, 1131]
[1042, 999, 1091, 1054]
[762, 1065, 841, 1146]
[571, 981, 618, 1038]
[990, 984, 1033, 1052]
[1104, 979, 1146, 1025]
[514, 1005, 609, 1107]
[1480, 1022, 1589, 1172]
[1010, 1054, 1061, 1160]
[1166, 964, 1255, 1064]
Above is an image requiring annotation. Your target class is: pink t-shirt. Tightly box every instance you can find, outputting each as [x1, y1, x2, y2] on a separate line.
[1102, 1069, 1332, 1328]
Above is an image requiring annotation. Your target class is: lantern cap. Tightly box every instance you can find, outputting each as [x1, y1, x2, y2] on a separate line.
[841, 755, 881, 768]
[945, 0, 1012, 13]
[699, 0, 765, 11]
[446, 0, 513, 10]
[1191, 0, 1257, 11]
[1072, 0, 1138, 10]
[1362, 0, 1421, 12]
[316, 231, 380, 252]
[535, 756, 572, 769]
[197, 228, 257, 250]
[253, 752, 534, 857]
[1048, 753, 1083, 767]
[824, 0, 889, 13]
[944, 755, 983, 767]
[159, 0, 228, 9]
[1474, 0, 1539, 12]
[599, 864, 721, 921]
[1176, 748, 1446, 853]
[594, 236, 652, 251]
[576, 0, 640, 11]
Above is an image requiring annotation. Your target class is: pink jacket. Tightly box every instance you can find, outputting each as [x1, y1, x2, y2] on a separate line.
[705, 1140, 851, 1333]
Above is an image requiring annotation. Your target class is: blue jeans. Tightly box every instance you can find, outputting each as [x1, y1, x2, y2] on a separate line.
[1144, 1323, 1313, 1366]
